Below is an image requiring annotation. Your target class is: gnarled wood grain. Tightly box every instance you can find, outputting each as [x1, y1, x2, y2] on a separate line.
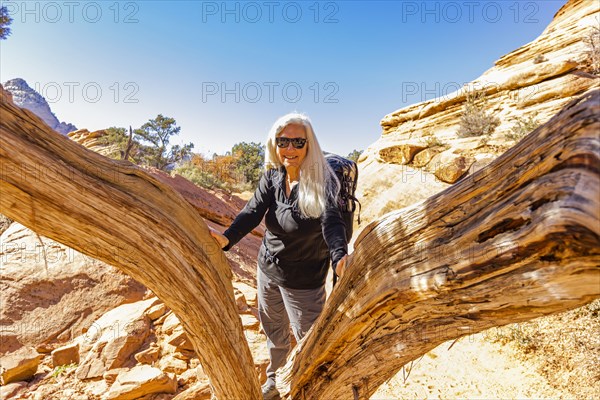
[278, 89, 600, 399]
[0, 88, 261, 399]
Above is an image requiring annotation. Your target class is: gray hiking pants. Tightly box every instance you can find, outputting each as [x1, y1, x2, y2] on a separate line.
[257, 267, 326, 381]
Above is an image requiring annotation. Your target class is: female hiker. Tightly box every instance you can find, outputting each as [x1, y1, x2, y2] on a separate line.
[209, 112, 350, 400]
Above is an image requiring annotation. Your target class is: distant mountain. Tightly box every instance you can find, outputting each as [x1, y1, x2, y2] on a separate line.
[2, 78, 77, 135]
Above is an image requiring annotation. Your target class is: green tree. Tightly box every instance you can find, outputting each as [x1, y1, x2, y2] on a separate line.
[134, 114, 193, 171]
[231, 141, 264, 189]
[347, 149, 363, 163]
[0, 6, 12, 40]
[99, 127, 133, 160]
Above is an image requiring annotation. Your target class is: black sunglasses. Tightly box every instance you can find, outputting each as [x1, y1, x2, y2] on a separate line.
[276, 137, 307, 149]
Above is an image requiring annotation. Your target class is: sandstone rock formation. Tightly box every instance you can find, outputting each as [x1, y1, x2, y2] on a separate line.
[0, 223, 147, 355]
[357, 0, 600, 226]
[50, 343, 79, 369]
[67, 129, 117, 157]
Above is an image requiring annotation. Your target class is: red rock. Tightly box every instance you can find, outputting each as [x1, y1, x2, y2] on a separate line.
[0, 347, 42, 385]
[0, 223, 146, 355]
[134, 344, 160, 365]
[51, 343, 79, 368]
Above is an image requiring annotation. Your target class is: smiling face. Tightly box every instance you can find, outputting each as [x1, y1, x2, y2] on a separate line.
[276, 123, 308, 171]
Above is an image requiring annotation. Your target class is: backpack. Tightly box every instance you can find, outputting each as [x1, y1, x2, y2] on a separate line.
[325, 153, 361, 245]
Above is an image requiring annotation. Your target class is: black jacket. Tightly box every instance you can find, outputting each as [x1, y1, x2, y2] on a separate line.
[223, 167, 347, 289]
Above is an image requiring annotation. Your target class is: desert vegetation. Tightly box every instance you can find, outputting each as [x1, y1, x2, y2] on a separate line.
[457, 90, 501, 138]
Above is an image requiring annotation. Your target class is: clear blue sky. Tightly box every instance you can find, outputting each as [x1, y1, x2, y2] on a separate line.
[0, 0, 566, 156]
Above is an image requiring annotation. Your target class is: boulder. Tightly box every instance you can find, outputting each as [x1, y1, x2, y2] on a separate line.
[412, 148, 441, 168]
[234, 288, 251, 313]
[430, 153, 475, 184]
[177, 365, 207, 387]
[75, 298, 158, 380]
[51, 342, 79, 367]
[0, 347, 42, 385]
[103, 368, 128, 385]
[145, 302, 168, 321]
[104, 365, 177, 400]
[158, 354, 188, 374]
[84, 380, 110, 398]
[167, 329, 196, 352]
[160, 312, 181, 336]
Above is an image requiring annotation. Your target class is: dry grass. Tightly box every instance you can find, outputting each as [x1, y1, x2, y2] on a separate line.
[488, 299, 600, 398]
[457, 90, 500, 138]
[585, 23, 600, 75]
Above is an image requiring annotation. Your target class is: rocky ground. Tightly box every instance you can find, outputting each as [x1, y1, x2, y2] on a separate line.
[0, 278, 268, 400]
[1, 280, 597, 399]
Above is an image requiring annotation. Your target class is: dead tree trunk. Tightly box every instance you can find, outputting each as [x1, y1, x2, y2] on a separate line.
[277, 89, 600, 398]
[0, 88, 261, 399]
[1, 83, 598, 399]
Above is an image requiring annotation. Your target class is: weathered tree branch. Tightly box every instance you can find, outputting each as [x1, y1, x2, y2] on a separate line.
[0, 88, 261, 399]
[279, 89, 600, 399]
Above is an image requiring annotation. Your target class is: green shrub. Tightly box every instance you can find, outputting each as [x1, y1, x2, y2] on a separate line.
[173, 160, 253, 193]
[347, 149, 364, 163]
[52, 363, 78, 379]
[173, 161, 225, 191]
[457, 90, 500, 138]
[505, 113, 540, 142]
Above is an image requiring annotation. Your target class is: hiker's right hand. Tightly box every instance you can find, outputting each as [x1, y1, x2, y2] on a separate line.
[336, 254, 351, 278]
[209, 226, 229, 249]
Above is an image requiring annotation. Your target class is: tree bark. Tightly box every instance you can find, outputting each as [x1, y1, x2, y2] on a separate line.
[277, 89, 600, 399]
[0, 88, 261, 399]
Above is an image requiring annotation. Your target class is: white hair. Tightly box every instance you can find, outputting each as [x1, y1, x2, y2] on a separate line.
[264, 112, 339, 219]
